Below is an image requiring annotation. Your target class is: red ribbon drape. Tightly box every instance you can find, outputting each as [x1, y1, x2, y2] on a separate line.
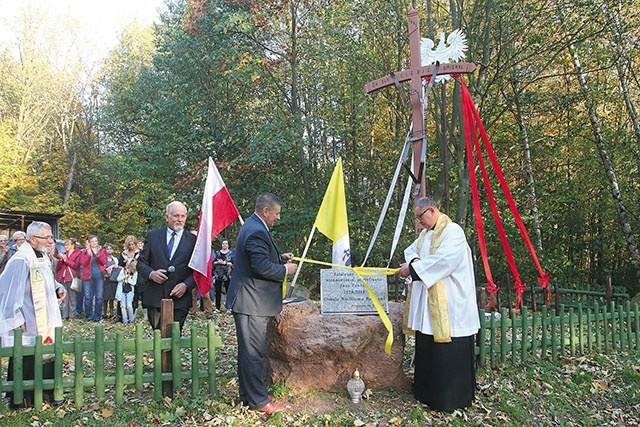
[460, 83, 499, 307]
[459, 78, 551, 308]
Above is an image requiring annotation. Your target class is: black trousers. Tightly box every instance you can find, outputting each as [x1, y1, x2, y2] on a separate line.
[213, 278, 229, 310]
[233, 312, 271, 409]
[7, 356, 55, 408]
[413, 332, 476, 411]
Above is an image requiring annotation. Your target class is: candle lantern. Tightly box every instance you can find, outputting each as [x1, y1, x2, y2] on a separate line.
[346, 369, 365, 403]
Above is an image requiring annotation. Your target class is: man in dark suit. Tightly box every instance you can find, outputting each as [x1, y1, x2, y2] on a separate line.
[226, 193, 297, 416]
[137, 201, 197, 331]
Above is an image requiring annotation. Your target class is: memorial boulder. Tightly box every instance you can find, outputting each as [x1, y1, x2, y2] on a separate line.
[265, 299, 411, 393]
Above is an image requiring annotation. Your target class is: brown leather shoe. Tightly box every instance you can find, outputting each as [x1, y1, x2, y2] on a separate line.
[255, 401, 285, 416]
[242, 395, 274, 407]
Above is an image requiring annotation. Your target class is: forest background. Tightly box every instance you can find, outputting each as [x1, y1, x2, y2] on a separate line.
[1, 0, 639, 301]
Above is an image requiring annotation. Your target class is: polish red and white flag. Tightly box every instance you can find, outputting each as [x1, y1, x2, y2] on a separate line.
[189, 157, 241, 295]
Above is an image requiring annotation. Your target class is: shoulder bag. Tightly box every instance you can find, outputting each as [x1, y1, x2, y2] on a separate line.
[68, 267, 82, 292]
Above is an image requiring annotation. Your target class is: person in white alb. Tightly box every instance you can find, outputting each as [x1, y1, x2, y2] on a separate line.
[0, 221, 66, 408]
[396, 197, 480, 412]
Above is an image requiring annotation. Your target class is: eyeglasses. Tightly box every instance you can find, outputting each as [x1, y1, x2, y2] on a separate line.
[414, 209, 431, 220]
[33, 235, 54, 241]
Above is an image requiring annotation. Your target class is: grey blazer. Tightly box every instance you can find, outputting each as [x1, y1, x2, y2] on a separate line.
[225, 213, 285, 316]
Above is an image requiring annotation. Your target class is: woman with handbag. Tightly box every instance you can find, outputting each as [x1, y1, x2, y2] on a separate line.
[79, 235, 108, 322]
[55, 238, 81, 319]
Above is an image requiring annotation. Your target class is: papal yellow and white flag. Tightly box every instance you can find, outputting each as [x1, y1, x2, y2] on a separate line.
[314, 157, 351, 266]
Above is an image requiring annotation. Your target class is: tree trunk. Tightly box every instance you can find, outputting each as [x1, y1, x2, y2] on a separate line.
[567, 38, 640, 289]
[511, 87, 543, 252]
[603, 4, 640, 178]
[289, 2, 310, 198]
[469, 0, 494, 100]
[63, 150, 77, 210]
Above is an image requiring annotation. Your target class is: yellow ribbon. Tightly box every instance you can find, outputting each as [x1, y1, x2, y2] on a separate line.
[283, 257, 397, 354]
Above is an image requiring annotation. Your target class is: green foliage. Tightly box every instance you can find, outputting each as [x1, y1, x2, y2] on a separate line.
[269, 381, 291, 400]
[408, 406, 427, 422]
[1, 0, 640, 295]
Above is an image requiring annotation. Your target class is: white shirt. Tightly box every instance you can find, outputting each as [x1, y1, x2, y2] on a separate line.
[404, 222, 480, 337]
[167, 228, 184, 260]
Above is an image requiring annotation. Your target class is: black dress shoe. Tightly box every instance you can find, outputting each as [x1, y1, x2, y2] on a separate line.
[43, 391, 65, 407]
[8, 400, 26, 409]
[48, 399, 65, 407]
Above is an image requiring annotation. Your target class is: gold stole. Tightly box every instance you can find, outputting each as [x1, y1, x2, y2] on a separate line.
[428, 214, 452, 343]
[402, 215, 453, 342]
[20, 244, 53, 344]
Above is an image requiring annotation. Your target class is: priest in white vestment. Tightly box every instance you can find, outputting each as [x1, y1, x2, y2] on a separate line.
[397, 197, 479, 411]
[0, 221, 66, 408]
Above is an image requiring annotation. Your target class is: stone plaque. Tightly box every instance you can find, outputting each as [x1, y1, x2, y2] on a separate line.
[320, 269, 389, 314]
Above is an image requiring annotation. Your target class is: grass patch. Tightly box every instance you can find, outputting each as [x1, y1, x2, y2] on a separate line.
[620, 367, 640, 385]
[571, 372, 592, 386]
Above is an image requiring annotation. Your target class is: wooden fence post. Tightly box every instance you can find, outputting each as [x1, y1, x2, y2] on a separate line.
[161, 299, 174, 397]
[530, 281, 537, 312]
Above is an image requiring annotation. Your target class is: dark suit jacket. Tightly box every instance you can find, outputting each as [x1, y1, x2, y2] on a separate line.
[225, 213, 286, 316]
[136, 227, 196, 311]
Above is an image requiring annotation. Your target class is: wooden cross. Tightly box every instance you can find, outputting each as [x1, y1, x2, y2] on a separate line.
[365, 9, 475, 209]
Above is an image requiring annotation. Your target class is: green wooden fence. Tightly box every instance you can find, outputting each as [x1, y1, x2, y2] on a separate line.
[522, 285, 629, 311]
[4, 301, 640, 410]
[477, 302, 640, 367]
[1, 322, 223, 410]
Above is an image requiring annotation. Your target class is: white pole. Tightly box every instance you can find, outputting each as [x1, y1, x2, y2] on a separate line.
[287, 226, 316, 298]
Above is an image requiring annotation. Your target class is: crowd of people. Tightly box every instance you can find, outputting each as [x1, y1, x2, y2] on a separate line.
[0, 202, 241, 409]
[48, 234, 148, 324]
[0, 220, 235, 329]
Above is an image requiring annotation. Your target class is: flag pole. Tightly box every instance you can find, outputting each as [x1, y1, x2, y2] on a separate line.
[286, 226, 316, 298]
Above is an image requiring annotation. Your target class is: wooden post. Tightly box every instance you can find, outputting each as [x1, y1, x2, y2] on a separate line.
[530, 281, 537, 312]
[407, 9, 426, 203]
[161, 299, 174, 397]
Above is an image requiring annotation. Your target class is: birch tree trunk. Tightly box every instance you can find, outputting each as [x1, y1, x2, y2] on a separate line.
[567, 38, 640, 288]
[602, 3, 640, 178]
[511, 88, 543, 252]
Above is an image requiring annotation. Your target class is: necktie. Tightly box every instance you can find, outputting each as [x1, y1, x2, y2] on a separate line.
[167, 231, 176, 258]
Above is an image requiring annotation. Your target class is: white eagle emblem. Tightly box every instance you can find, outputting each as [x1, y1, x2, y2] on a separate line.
[420, 28, 468, 82]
